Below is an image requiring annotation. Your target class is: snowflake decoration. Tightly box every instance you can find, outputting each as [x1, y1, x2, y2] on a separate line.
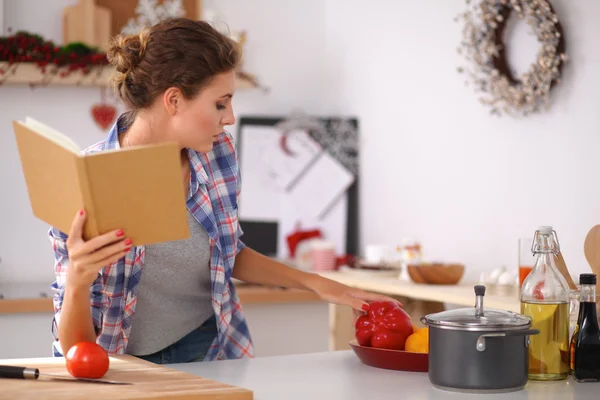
[121, 0, 185, 35]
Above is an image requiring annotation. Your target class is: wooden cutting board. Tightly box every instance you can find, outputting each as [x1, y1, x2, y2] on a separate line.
[0, 355, 252, 400]
[63, 0, 112, 51]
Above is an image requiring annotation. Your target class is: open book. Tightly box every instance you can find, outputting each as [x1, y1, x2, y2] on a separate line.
[13, 117, 190, 245]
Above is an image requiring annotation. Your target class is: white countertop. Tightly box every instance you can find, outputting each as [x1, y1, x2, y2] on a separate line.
[170, 350, 598, 400]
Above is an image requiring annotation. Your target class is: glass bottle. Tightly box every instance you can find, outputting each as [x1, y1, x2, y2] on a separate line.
[571, 274, 600, 382]
[520, 226, 570, 381]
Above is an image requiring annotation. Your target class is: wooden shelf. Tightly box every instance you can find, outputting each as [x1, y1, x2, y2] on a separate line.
[0, 285, 321, 315]
[0, 62, 257, 89]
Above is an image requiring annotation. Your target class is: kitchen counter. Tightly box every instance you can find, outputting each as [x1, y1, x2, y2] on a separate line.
[171, 350, 598, 400]
[0, 282, 321, 314]
[319, 271, 520, 311]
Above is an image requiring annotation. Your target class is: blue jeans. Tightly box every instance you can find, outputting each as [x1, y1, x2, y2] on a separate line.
[135, 315, 217, 364]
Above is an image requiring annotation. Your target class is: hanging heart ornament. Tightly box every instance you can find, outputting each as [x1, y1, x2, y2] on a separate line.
[91, 88, 117, 130]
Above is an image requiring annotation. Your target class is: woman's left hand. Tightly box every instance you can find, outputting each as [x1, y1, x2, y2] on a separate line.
[309, 276, 402, 320]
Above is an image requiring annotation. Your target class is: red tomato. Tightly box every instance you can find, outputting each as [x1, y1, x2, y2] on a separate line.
[65, 342, 109, 379]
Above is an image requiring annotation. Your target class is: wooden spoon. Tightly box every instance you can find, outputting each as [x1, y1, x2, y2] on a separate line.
[555, 250, 577, 290]
[584, 225, 600, 290]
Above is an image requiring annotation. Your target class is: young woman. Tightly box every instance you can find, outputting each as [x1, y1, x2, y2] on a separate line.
[49, 18, 396, 364]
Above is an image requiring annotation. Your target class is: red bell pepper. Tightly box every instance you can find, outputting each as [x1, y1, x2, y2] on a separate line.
[355, 301, 413, 350]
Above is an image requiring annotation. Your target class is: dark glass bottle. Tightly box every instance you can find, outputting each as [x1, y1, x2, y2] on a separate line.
[571, 273, 600, 382]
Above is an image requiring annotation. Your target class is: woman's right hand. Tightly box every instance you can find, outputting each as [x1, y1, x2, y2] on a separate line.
[65, 209, 132, 290]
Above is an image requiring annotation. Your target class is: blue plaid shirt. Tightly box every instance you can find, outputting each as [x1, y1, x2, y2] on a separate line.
[49, 115, 253, 360]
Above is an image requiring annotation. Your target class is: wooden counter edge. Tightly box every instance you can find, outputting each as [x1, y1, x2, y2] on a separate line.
[0, 286, 322, 315]
[0, 298, 54, 314]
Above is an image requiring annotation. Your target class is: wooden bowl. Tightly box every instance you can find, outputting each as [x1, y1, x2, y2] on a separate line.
[349, 340, 428, 372]
[407, 263, 465, 285]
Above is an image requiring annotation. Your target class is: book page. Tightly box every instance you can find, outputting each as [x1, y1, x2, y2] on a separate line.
[23, 117, 81, 154]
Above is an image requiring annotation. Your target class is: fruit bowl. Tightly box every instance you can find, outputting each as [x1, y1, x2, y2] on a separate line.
[407, 262, 465, 285]
[349, 340, 428, 372]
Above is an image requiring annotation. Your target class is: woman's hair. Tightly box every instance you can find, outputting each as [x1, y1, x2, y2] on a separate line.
[106, 18, 241, 114]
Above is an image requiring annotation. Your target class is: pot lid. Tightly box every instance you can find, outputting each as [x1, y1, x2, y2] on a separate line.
[422, 285, 532, 331]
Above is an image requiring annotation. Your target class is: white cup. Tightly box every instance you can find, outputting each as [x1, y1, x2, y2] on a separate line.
[364, 245, 389, 264]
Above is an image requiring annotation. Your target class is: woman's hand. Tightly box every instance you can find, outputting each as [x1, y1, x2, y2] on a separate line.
[308, 275, 402, 320]
[65, 209, 131, 290]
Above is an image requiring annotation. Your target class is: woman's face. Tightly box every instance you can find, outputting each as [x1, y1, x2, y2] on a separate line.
[166, 70, 237, 153]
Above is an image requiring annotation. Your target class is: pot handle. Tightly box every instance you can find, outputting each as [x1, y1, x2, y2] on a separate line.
[476, 329, 540, 352]
[420, 317, 427, 326]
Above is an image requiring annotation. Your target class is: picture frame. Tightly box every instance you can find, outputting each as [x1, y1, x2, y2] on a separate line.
[236, 116, 359, 259]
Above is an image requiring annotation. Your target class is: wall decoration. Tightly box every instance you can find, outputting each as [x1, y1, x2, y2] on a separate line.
[120, 0, 185, 35]
[91, 88, 118, 130]
[0, 31, 108, 87]
[457, 0, 567, 116]
[275, 110, 359, 176]
[237, 116, 359, 260]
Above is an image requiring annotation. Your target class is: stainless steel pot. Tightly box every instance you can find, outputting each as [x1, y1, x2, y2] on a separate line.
[421, 285, 539, 393]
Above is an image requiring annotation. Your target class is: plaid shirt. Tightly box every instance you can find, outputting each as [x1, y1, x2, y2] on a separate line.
[49, 115, 253, 360]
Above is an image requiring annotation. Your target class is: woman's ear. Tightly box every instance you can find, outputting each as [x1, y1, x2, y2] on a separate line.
[163, 87, 182, 116]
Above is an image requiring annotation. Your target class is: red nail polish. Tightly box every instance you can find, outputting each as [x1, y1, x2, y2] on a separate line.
[362, 304, 370, 312]
[116, 229, 125, 237]
[79, 209, 85, 216]
[124, 238, 133, 245]
[124, 247, 131, 252]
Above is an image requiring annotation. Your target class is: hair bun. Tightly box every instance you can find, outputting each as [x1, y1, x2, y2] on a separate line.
[106, 28, 151, 75]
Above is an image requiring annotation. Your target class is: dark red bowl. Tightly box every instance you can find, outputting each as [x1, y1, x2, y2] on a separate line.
[349, 340, 428, 372]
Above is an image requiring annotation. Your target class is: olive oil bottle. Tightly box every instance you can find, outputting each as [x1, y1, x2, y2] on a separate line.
[520, 226, 570, 381]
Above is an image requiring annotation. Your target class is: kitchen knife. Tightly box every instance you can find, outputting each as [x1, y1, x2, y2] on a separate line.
[0, 365, 131, 385]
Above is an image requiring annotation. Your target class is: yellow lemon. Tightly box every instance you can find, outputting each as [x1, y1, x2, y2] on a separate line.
[405, 331, 429, 353]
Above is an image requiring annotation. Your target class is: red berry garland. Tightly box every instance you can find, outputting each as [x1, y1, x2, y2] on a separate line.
[0, 30, 108, 84]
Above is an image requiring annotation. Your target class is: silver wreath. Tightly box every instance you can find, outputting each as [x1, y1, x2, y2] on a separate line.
[457, 0, 568, 116]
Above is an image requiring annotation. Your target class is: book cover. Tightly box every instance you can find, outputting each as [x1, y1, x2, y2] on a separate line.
[13, 118, 190, 245]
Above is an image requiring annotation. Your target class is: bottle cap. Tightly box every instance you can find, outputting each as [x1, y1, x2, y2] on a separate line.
[579, 273, 597, 285]
[538, 226, 553, 235]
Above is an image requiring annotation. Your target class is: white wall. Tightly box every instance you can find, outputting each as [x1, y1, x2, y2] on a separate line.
[323, 0, 600, 282]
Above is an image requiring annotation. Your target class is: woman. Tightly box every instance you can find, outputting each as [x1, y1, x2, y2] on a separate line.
[49, 18, 396, 364]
